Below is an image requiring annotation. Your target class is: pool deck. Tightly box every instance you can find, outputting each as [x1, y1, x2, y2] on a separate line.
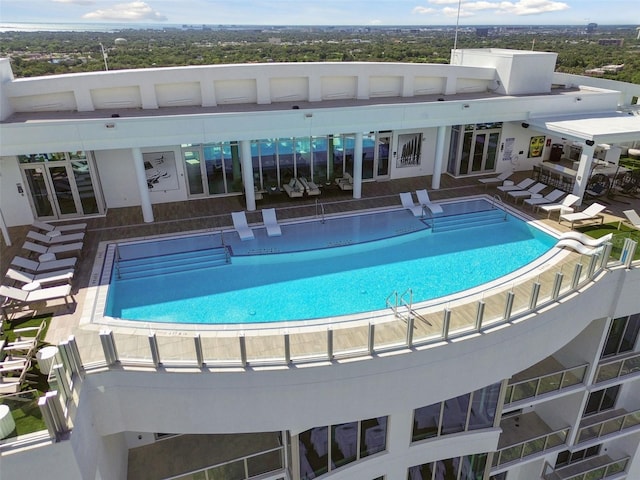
[1, 170, 639, 349]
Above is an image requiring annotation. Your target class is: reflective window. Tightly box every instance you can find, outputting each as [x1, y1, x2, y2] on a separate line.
[410, 453, 487, 480]
[602, 313, 640, 358]
[584, 385, 620, 416]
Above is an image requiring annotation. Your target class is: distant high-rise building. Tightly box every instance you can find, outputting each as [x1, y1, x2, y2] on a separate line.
[586, 22, 598, 33]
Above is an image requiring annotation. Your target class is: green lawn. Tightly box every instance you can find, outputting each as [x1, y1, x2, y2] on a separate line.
[577, 222, 640, 261]
[1, 315, 53, 439]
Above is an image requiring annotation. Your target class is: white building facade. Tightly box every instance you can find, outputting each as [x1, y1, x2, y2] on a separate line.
[1, 49, 640, 480]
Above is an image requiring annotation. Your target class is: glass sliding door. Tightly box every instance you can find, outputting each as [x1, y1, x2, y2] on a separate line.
[447, 123, 502, 177]
[182, 142, 243, 196]
[375, 134, 391, 179]
[19, 151, 104, 220]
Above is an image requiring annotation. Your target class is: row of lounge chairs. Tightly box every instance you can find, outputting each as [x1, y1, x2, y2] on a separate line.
[1, 220, 81, 325]
[283, 177, 322, 198]
[0, 320, 46, 394]
[231, 208, 282, 241]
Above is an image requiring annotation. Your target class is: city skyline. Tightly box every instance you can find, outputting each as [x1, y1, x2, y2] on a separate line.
[1, 0, 638, 27]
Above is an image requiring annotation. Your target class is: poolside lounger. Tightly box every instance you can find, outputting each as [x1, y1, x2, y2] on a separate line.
[557, 231, 613, 247]
[478, 170, 512, 187]
[11, 255, 77, 273]
[336, 172, 354, 191]
[0, 284, 74, 309]
[555, 239, 604, 255]
[559, 203, 606, 229]
[283, 178, 304, 198]
[262, 208, 282, 237]
[538, 194, 580, 218]
[506, 182, 547, 202]
[231, 211, 255, 241]
[399, 192, 423, 217]
[497, 177, 536, 193]
[26, 230, 85, 245]
[22, 240, 83, 257]
[415, 189, 443, 214]
[0, 358, 32, 395]
[623, 209, 640, 229]
[32, 219, 87, 235]
[523, 189, 565, 208]
[4, 267, 74, 287]
[299, 177, 321, 196]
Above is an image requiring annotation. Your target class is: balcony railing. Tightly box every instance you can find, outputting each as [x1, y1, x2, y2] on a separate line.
[492, 427, 569, 467]
[504, 363, 588, 406]
[543, 455, 630, 480]
[166, 445, 286, 480]
[594, 351, 640, 384]
[576, 408, 640, 444]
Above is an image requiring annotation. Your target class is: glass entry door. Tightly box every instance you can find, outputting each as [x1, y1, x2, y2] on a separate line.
[19, 152, 103, 220]
[447, 124, 502, 177]
[374, 134, 391, 179]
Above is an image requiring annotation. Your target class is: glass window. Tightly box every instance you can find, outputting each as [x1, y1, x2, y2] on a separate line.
[584, 385, 620, 416]
[332, 422, 358, 468]
[299, 426, 329, 479]
[413, 402, 441, 441]
[469, 383, 501, 430]
[360, 417, 387, 458]
[441, 393, 470, 435]
[602, 313, 640, 357]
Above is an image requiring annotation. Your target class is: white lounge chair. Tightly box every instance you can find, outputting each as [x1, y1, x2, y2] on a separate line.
[299, 177, 321, 196]
[555, 239, 607, 255]
[538, 194, 580, 218]
[22, 240, 83, 257]
[11, 255, 77, 273]
[336, 172, 354, 191]
[507, 182, 547, 202]
[27, 230, 84, 245]
[0, 284, 74, 309]
[415, 189, 443, 214]
[400, 192, 423, 216]
[478, 170, 512, 187]
[4, 267, 74, 287]
[31, 219, 86, 235]
[524, 189, 565, 208]
[497, 177, 536, 193]
[623, 209, 640, 229]
[558, 232, 613, 247]
[283, 178, 304, 198]
[231, 211, 255, 241]
[559, 203, 606, 229]
[262, 208, 282, 237]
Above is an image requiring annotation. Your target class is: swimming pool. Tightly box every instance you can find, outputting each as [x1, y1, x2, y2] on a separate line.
[103, 199, 557, 325]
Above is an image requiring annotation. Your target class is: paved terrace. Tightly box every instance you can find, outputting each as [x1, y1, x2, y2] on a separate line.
[1, 171, 639, 348]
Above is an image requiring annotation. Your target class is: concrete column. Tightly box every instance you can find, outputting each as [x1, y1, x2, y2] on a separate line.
[131, 148, 154, 223]
[432, 126, 447, 190]
[384, 410, 415, 479]
[240, 140, 256, 211]
[572, 143, 596, 206]
[353, 132, 363, 199]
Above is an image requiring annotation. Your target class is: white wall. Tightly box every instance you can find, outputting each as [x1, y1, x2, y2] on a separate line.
[0, 155, 34, 227]
[2, 439, 83, 479]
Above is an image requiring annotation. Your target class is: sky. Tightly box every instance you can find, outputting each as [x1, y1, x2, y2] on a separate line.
[0, 0, 638, 27]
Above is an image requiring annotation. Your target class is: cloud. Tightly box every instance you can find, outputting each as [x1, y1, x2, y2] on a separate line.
[53, 0, 95, 4]
[497, 0, 570, 16]
[82, 1, 167, 22]
[412, 7, 437, 14]
[418, 0, 570, 18]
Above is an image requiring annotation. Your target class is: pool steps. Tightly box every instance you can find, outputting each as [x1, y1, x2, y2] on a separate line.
[115, 247, 229, 280]
[430, 208, 507, 233]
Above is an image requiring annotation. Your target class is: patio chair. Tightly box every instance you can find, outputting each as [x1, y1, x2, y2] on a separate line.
[0, 357, 32, 395]
[559, 203, 606, 229]
[506, 182, 547, 202]
[262, 208, 282, 237]
[22, 240, 83, 257]
[283, 178, 304, 198]
[622, 209, 640, 229]
[478, 170, 512, 188]
[335, 172, 354, 191]
[523, 189, 565, 208]
[31, 219, 86, 235]
[497, 177, 536, 193]
[231, 211, 255, 241]
[299, 177, 321, 196]
[11, 255, 77, 273]
[415, 189, 443, 214]
[399, 192, 423, 216]
[4, 267, 74, 287]
[26, 230, 85, 245]
[557, 232, 613, 247]
[0, 284, 74, 310]
[555, 238, 608, 255]
[538, 194, 580, 219]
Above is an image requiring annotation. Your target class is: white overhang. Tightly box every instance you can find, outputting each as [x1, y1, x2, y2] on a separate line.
[528, 112, 640, 145]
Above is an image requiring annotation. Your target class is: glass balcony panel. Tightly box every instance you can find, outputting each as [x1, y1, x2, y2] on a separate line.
[201, 336, 242, 363]
[245, 334, 285, 363]
[622, 411, 640, 429]
[156, 335, 196, 364]
[504, 385, 514, 404]
[192, 472, 207, 480]
[246, 449, 282, 477]
[206, 459, 245, 480]
[412, 311, 444, 342]
[447, 304, 476, 336]
[605, 459, 627, 475]
[289, 331, 327, 360]
[511, 381, 537, 402]
[584, 467, 606, 480]
[563, 366, 587, 387]
[601, 417, 624, 436]
[113, 331, 153, 363]
[578, 426, 601, 443]
[595, 362, 621, 383]
[620, 355, 640, 377]
[523, 437, 546, 457]
[333, 324, 369, 356]
[546, 430, 568, 448]
[498, 444, 524, 465]
[373, 319, 407, 350]
[538, 373, 563, 395]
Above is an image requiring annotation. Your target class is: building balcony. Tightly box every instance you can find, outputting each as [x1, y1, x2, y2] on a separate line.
[542, 455, 630, 480]
[504, 356, 588, 407]
[492, 412, 569, 468]
[594, 351, 640, 385]
[576, 408, 640, 445]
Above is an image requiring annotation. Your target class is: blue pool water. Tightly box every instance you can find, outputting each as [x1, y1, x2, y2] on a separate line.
[105, 201, 556, 325]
